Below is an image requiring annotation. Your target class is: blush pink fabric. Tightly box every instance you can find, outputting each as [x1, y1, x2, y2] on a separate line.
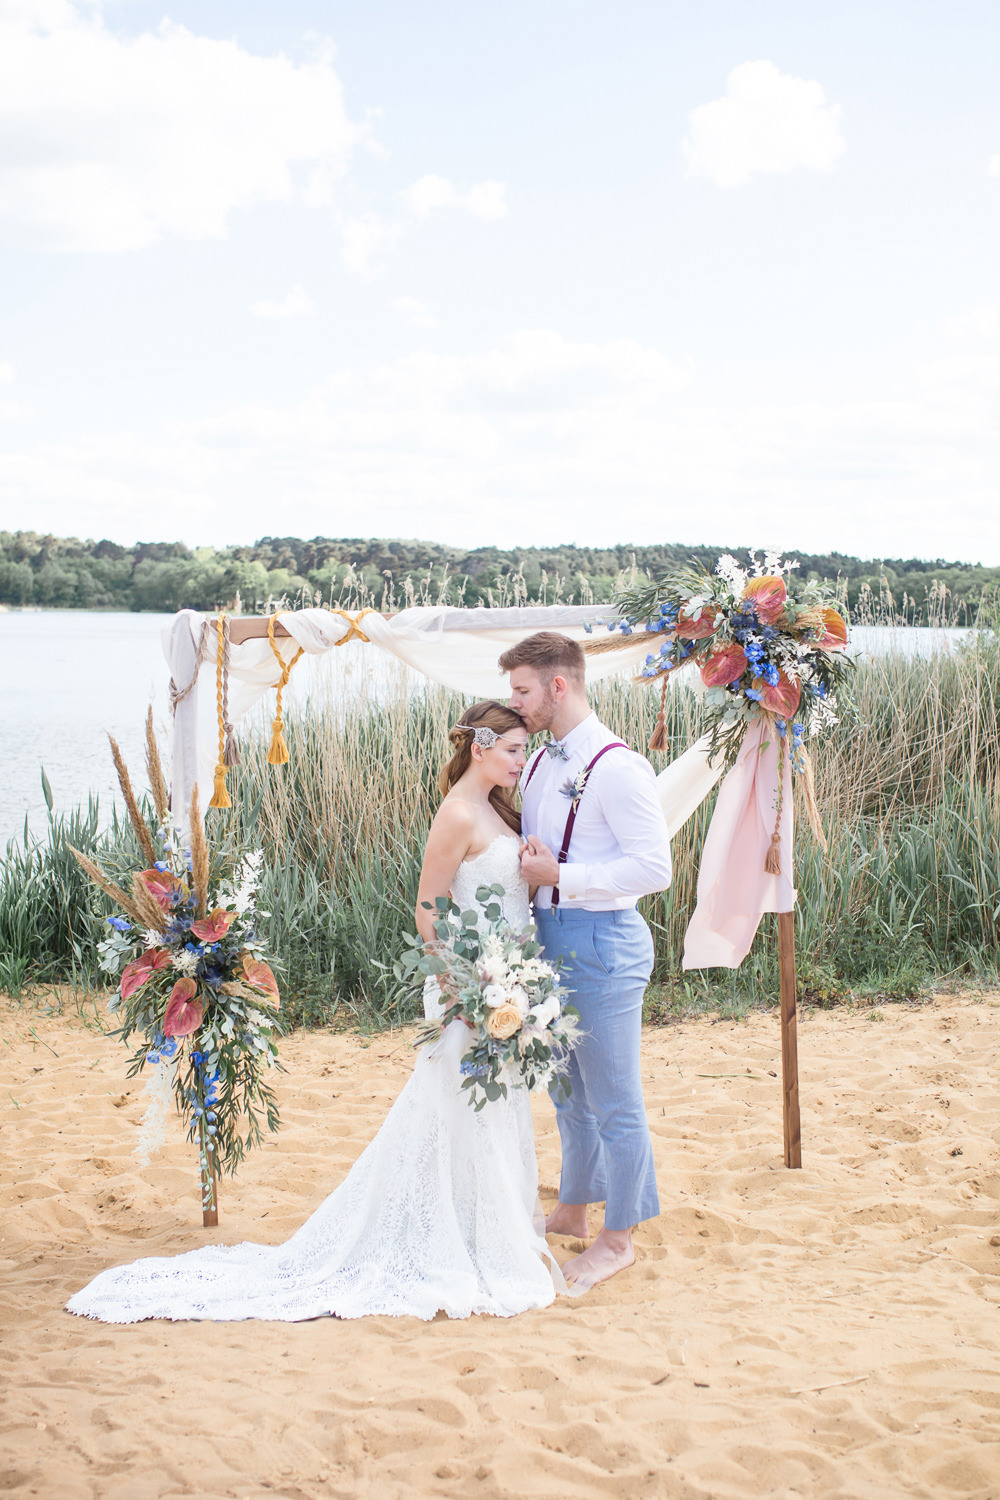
[682, 718, 796, 969]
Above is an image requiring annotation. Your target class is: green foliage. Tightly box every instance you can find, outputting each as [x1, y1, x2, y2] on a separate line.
[2, 527, 998, 619]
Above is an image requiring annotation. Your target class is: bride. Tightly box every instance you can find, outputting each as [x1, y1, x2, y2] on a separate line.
[66, 701, 563, 1323]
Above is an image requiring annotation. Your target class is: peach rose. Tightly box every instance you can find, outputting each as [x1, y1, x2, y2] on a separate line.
[486, 1003, 523, 1041]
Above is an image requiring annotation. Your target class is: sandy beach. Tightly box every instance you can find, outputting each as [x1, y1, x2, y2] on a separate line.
[2, 992, 1000, 1499]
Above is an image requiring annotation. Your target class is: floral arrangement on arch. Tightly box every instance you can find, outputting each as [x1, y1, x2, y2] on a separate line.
[589, 551, 853, 772]
[396, 886, 582, 1111]
[71, 714, 282, 1222]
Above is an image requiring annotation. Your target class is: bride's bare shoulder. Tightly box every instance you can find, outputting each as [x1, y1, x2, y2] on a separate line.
[426, 796, 477, 848]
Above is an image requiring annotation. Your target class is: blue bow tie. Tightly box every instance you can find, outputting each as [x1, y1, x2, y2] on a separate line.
[544, 741, 569, 760]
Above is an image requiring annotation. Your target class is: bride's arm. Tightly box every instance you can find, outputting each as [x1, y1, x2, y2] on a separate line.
[414, 800, 476, 946]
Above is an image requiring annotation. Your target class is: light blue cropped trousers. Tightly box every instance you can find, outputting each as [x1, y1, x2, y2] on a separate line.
[535, 905, 660, 1231]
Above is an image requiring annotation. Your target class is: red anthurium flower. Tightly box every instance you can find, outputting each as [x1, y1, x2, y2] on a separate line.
[242, 955, 281, 1007]
[742, 576, 787, 624]
[190, 909, 235, 943]
[163, 978, 205, 1038]
[135, 869, 189, 910]
[817, 607, 848, 648]
[120, 947, 171, 1000]
[675, 604, 718, 639]
[759, 672, 802, 717]
[700, 643, 748, 688]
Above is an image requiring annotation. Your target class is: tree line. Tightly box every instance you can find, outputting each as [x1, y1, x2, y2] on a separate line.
[0, 529, 995, 622]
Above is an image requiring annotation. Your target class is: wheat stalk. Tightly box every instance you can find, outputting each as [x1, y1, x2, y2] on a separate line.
[107, 733, 157, 866]
[68, 846, 144, 925]
[144, 707, 170, 824]
[189, 784, 210, 917]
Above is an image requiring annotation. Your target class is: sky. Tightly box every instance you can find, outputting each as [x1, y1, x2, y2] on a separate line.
[0, 0, 998, 564]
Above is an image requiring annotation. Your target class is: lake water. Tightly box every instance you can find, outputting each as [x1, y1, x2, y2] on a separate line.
[0, 610, 973, 850]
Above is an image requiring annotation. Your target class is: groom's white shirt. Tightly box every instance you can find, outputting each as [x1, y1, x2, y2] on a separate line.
[519, 712, 671, 912]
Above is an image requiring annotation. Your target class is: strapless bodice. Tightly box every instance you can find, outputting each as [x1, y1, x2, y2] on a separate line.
[450, 836, 530, 933]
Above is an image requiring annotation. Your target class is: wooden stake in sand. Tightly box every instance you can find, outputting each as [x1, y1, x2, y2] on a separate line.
[778, 910, 802, 1168]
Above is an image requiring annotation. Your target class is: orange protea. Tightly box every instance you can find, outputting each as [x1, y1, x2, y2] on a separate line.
[163, 978, 205, 1038]
[741, 576, 787, 624]
[817, 607, 848, 648]
[675, 604, 718, 639]
[190, 909, 235, 943]
[759, 672, 801, 717]
[135, 868, 189, 910]
[242, 955, 281, 1007]
[700, 643, 748, 687]
[120, 947, 171, 1001]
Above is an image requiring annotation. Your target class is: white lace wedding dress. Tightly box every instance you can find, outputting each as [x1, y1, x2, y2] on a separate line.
[66, 837, 560, 1323]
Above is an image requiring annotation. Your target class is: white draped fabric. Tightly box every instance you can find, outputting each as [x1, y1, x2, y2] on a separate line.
[163, 605, 724, 843]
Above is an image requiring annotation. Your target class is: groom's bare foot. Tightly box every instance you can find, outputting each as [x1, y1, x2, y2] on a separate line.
[562, 1228, 634, 1289]
[545, 1202, 590, 1238]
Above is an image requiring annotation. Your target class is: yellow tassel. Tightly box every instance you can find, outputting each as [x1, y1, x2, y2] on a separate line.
[267, 716, 290, 766]
[266, 614, 303, 771]
[209, 764, 231, 809]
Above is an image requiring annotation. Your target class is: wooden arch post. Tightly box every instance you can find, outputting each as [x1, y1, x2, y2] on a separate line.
[778, 910, 802, 1168]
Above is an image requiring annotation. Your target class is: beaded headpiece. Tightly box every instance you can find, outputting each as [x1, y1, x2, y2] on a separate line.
[454, 723, 499, 749]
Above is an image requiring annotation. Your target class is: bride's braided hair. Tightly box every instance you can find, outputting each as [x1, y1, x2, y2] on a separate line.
[440, 700, 525, 835]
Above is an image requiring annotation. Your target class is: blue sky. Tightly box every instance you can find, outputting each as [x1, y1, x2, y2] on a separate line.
[1, 0, 998, 562]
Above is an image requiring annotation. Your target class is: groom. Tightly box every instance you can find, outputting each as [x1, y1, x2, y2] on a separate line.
[500, 631, 671, 1288]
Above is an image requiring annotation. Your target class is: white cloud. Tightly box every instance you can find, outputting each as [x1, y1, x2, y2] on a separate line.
[402, 174, 508, 220]
[2, 330, 997, 563]
[989, 155, 1000, 176]
[393, 296, 437, 329]
[341, 214, 400, 278]
[251, 286, 316, 320]
[0, 363, 14, 384]
[403, 175, 458, 217]
[0, 1, 359, 252]
[462, 180, 508, 220]
[683, 61, 845, 188]
[943, 304, 1000, 340]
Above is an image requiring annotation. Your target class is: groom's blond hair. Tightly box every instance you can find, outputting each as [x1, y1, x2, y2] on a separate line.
[498, 632, 586, 688]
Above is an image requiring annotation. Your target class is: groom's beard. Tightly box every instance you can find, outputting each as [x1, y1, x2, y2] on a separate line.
[521, 683, 558, 735]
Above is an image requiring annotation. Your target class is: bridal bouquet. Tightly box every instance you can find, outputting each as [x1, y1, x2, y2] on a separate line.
[396, 885, 582, 1111]
[590, 550, 853, 770]
[71, 722, 281, 1220]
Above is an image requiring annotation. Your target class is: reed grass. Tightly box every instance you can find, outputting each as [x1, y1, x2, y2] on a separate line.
[2, 611, 997, 1025]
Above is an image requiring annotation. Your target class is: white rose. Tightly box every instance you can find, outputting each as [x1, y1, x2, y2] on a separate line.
[483, 984, 506, 1008]
[508, 985, 530, 1017]
[529, 995, 561, 1030]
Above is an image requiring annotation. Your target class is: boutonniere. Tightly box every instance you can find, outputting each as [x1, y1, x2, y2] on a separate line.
[559, 770, 590, 811]
[544, 740, 569, 760]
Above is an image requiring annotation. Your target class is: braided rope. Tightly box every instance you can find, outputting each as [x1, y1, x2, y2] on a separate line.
[168, 620, 210, 713]
[765, 731, 786, 876]
[266, 614, 304, 766]
[331, 607, 377, 644]
[208, 616, 231, 809]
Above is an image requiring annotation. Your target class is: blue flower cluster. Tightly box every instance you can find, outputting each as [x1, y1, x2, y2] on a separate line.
[188, 1051, 221, 1148]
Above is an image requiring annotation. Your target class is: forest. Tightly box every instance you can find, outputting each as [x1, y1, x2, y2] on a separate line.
[1, 529, 996, 621]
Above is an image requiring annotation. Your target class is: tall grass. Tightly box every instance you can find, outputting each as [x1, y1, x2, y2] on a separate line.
[3, 615, 998, 1023]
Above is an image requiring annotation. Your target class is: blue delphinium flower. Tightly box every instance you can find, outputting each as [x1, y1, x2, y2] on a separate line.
[745, 687, 763, 703]
[106, 915, 130, 932]
[763, 663, 780, 687]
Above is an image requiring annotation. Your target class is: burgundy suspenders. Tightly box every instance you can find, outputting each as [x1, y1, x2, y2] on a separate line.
[523, 741, 627, 906]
